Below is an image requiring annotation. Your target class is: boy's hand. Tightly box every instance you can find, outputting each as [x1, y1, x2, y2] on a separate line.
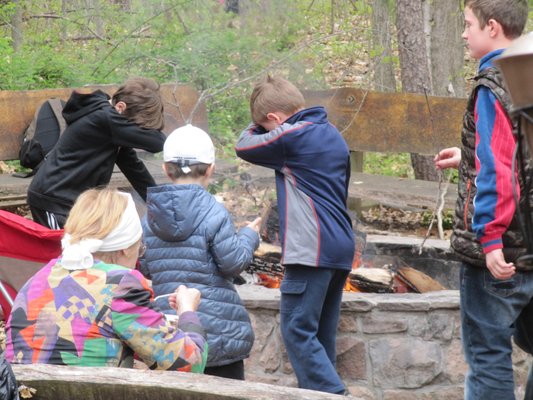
[434, 147, 461, 170]
[169, 285, 201, 315]
[486, 249, 515, 280]
[246, 217, 262, 234]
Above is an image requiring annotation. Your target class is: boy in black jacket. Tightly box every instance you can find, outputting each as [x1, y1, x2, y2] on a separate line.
[27, 77, 166, 229]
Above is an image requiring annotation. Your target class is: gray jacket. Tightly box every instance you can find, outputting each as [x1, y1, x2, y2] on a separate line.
[140, 183, 259, 367]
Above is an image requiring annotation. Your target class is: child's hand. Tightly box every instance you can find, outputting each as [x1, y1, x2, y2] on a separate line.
[246, 217, 262, 234]
[434, 147, 461, 170]
[169, 285, 201, 315]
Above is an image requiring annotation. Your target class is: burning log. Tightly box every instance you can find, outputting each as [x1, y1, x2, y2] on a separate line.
[246, 243, 283, 288]
[248, 206, 447, 294]
[395, 266, 446, 293]
[259, 201, 280, 245]
[349, 268, 394, 293]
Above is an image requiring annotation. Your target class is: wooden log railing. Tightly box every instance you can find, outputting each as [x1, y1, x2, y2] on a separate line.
[12, 364, 346, 400]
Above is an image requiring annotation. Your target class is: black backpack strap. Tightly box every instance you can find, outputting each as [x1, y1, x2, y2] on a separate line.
[48, 98, 67, 135]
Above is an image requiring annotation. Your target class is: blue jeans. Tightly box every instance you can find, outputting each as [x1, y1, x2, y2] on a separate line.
[460, 263, 533, 400]
[280, 265, 349, 394]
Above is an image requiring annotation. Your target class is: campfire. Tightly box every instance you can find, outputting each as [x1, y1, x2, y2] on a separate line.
[245, 204, 446, 294]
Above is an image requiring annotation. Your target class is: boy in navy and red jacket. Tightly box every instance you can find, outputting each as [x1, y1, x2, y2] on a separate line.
[235, 75, 354, 395]
[434, 1, 530, 398]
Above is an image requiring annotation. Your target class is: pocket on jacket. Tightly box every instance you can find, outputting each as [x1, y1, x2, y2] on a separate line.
[280, 280, 307, 314]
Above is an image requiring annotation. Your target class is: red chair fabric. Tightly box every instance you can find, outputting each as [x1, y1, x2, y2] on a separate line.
[0, 210, 63, 319]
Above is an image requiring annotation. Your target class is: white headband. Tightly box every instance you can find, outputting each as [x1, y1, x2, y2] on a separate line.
[61, 193, 142, 270]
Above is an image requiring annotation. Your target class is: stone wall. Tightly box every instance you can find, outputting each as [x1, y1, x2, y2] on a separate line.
[239, 286, 532, 400]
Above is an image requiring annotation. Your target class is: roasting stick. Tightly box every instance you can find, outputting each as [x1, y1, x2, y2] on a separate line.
[418, 89, 451, 254]
[418, 170, 452, 254]
[154, 293, 173, 302]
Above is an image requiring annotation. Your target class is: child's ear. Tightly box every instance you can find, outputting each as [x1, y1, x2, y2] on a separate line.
[162, 163, 172, 179]
[486, 18, 502, 38]
[266, 112, 282, 124]
[114, 101, 127, 114]
[206, 164, 215, 178]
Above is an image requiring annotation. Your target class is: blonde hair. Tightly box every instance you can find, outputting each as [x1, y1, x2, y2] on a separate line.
[64, 188, 128, 245]
[112, 77, 165, 130]
[464, 0, 528, 39]
[250, 75, 305, 125]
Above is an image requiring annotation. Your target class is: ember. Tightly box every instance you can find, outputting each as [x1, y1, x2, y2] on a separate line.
[255, 273, 281, 289]
[247, 204, 447, 294]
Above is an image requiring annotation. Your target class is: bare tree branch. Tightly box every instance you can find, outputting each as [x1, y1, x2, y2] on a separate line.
[90, 1, 192, 77]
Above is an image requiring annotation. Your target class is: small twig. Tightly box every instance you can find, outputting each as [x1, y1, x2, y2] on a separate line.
[418, 169, 452, 253]
[418, 87, 450, 253]
[154, 293, 173, 301]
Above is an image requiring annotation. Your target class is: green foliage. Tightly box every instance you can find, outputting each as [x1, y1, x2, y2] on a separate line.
[0, 0, 531, 181]
[1, 159, 31, 174]
[422, 209, 455, 230]
[363, 152, 414, 178]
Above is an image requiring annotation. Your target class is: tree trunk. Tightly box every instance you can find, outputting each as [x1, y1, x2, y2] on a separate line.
[428, 0, 465, 98]
[396, 0, 438, 181]
[88, 0, 104, 38]
[61, 0, 68, 42]
[10, 0, 23, 52]
[371, 0, 396, 92]
[225, 0, 239, 14]
[109, 0, 131, 11]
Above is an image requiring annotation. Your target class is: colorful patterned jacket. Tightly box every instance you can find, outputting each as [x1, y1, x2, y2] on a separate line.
[5, 259, 207, 372]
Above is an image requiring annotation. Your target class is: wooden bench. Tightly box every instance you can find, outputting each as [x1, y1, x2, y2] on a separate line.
[0, 85, 465, 211]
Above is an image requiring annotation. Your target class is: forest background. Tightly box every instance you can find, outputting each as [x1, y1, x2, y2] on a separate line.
[1, 0, 532, 179]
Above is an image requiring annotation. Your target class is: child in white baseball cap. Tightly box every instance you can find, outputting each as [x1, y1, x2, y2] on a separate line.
[140, 124, 262, 380]
[163, 124, 215, 175]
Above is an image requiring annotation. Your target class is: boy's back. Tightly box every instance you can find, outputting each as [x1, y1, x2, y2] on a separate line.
[27, 77, 166, 229]
[141, 125, 260, 377]
[236, 106, 354, 268]
[235, 75, 354, 395]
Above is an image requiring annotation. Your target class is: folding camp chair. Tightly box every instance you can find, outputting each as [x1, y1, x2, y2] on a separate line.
[0, 210, 62, 320]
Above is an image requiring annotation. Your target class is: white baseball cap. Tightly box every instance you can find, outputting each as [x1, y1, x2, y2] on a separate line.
[163, 125, 215, 171]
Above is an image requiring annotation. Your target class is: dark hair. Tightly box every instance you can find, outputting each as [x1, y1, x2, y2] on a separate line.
[250, 75, 305, 125]
[164, 162, 210, 180]
[464, 0, 528, 39]
[112, 77, 165, 130]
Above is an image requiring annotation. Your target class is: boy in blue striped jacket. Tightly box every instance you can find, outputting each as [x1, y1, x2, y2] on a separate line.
[434, 1, 529, 398]
[235, 75, 354, 395]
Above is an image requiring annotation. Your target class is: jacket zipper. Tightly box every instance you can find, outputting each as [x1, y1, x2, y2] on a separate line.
[464, 179, 472, 229]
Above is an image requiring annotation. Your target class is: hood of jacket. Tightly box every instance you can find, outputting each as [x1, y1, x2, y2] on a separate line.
[62, 90, 112, 125]
[146, 184, 215, 242]
[285, 106, 329, 125]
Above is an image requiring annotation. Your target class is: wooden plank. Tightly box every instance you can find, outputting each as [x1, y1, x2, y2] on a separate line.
[0, 86, 465, 160]
[0, 84, 208, 160]
[303, 88, 466, 155]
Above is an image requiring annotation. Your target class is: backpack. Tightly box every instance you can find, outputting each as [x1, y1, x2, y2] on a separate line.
[15, 98, 67, 178]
